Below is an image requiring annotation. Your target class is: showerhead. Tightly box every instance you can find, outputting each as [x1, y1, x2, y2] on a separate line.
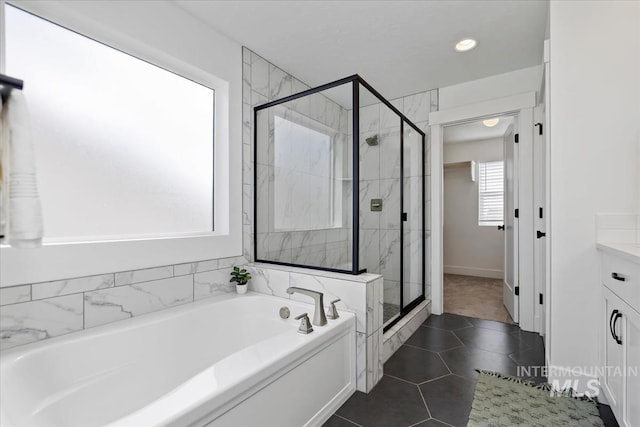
[365, 135, 379, 146]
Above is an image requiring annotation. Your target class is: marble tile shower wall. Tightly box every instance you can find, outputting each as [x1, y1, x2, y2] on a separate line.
[358, 90, 437, 309]
[244, 47, 351, 269]
[0, 256, 247, 350]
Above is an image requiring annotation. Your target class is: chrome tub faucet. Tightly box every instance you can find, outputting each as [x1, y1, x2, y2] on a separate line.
[286, 287, 327, 326]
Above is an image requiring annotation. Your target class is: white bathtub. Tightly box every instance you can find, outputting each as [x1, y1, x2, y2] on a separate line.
[0, 292, 356, 427]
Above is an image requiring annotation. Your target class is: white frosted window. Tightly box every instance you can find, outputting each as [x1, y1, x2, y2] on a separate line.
[273, 116, 334, 230]
[4, 6, 214, 240]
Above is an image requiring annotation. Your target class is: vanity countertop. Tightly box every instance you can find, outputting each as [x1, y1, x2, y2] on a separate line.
[597, 242, 640, 264]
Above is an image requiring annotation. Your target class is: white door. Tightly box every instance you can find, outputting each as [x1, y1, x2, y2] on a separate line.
[503, 124, 519, 322]
[534, 103, 547, 337]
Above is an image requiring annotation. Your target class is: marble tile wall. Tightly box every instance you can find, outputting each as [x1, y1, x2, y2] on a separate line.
[244, 47, 352, 270]
[0, 256, 246, 350]
[246, 262, 384, 393]
[382, 299, 432, 363]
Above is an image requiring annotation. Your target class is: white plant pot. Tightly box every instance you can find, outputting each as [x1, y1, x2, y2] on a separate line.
[236, 284, 248, 295]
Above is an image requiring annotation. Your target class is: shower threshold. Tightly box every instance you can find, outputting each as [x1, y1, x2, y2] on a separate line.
[383, 302, 400, 325]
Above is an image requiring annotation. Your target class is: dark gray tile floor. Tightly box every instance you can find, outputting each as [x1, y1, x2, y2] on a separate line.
[323, 313, 618, 427]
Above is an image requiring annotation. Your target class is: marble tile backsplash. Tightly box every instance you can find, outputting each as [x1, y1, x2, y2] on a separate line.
[0, 256, 246, 351]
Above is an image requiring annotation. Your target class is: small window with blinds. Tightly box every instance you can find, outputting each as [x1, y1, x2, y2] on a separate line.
[478, 161, 504, 226]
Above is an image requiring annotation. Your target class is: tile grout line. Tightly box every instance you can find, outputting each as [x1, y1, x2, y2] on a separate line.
[401, 342, 462, 354]
[383, 372, 423, 387]
[431, 417, 457, 427]
[407, 418, 430, 427]
[449, 329, 466, 347]
[416, 372, 452, 386]
[417, 384, 433, 419]
[435, 351, 453, 375]
[7, 289, 93, 304]
[333, 413, 363, 427]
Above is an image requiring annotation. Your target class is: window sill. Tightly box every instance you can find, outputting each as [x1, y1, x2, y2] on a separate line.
[0, 232, 242, 287]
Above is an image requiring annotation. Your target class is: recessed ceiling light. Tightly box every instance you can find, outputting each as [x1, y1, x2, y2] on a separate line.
[455, 38, 477, 52]
[483, 118, 500, 127]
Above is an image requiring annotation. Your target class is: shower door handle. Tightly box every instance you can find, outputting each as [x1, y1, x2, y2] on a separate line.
[402, 212, 408, 221]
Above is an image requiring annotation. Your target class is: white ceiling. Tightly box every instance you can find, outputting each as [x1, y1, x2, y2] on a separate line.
[444, 116, 513, 144]
[173, 0, 549, 100]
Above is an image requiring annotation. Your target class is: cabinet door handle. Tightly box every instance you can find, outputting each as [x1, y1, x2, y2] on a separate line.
[613, 311, 623, 345]
[611, 272, 626, 282]
[609, 309, 617, 342]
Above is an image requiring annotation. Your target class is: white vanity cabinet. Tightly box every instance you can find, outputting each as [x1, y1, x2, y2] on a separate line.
[599, 248, 640, 427]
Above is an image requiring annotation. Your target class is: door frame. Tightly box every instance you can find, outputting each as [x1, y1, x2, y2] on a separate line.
[429, 92, 539, 332]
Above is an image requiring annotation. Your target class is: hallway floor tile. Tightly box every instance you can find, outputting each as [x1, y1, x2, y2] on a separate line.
[444, 274, 515, 324]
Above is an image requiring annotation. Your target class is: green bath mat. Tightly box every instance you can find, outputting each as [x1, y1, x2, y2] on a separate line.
[468, 370, 604, 427]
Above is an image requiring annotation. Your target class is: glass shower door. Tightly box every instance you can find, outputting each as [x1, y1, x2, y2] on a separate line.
[402, 121, 425, 310]
[358, 89, 403, 326]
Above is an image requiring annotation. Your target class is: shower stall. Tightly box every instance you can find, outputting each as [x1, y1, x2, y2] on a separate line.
[254, 75, 428, 329]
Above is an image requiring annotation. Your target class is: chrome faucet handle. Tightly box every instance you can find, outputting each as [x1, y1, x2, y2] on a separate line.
[286, 287, 327, 326]
[327, 299, 341, 320]
[294, 313, 313, 334]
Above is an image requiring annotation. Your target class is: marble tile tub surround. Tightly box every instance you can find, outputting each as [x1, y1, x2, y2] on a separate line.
[0, 256, 247, 351]
[247, 262, 384, 393]
[596, 213, 640, 245]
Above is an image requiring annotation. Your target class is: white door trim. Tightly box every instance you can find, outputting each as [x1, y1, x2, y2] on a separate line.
[430, 92, 536, 125]
[543, 38, 552, 365]
[429, 92, 537, 332]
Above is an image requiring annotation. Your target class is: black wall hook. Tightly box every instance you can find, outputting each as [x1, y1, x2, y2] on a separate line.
[0, 73, 24, 103]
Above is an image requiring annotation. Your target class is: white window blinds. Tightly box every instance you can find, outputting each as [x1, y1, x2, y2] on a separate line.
[478, 161, 504, 226]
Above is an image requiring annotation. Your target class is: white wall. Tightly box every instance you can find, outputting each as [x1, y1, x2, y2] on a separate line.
[439, 65, 543, 110]
[443, 138, 504, 279]
[548, 0, 640, 385]
[444, 138, 504, 163]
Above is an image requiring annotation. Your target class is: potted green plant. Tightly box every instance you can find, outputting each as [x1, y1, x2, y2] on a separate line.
[230, 266, 251, 295]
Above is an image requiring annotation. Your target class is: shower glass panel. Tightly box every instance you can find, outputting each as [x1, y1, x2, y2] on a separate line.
[254, 75, 427, 330]
[402, 121, 425, 309]
[255, 84, 353, 272]
[358, 87, 404, 325]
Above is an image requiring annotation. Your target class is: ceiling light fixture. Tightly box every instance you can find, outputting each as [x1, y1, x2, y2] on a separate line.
[483, 118, 500, 127]
[455, 38, 477, 52]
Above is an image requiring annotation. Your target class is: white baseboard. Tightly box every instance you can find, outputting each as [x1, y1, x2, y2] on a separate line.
[444, 265, 504, 279]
